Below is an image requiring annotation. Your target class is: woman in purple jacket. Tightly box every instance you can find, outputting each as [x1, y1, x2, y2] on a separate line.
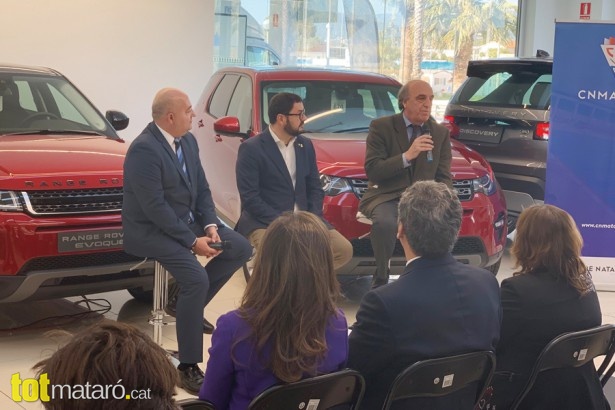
[198, 211, 348, 410]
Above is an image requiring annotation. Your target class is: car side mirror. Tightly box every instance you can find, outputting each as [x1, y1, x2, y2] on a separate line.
[105, 110, 129, 131]
[214, 116, 246, 137]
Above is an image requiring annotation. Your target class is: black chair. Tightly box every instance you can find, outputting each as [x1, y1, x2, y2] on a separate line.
[176, 398, 216, 409]
[248, 369, 365, 410]
[381, 351, 496, 410]
[509, 324, 615, 410]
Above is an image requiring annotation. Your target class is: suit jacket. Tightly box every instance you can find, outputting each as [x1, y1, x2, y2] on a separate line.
[199, 309, 348, 410]
[122, 122, 218, 257]
[235, 129, 326, 237]
[359, 114, 452, 217]
[348, 254, 501, 409]
[489, 272, 609, 410]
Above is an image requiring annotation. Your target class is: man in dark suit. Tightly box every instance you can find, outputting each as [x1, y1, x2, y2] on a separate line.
[348, 181, 501, 409]
[360, 80, 452, 288]
[235, 92, 352, 270]
[122, 88, 252, 395]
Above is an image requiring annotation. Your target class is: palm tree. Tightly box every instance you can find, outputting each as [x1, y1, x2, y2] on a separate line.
[422, 0, 517, 90]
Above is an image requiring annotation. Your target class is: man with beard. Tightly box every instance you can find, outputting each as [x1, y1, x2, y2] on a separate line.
[236, 92, 352, 270]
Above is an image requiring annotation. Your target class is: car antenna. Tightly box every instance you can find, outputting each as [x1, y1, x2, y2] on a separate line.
[536, 49, 550, 58]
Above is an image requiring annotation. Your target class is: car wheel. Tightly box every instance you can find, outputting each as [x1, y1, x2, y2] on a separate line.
[487, 260, 501, 276]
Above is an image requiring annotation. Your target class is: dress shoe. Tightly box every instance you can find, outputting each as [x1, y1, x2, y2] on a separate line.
[202, 318, 214, 334]
[371, 275, 389, 289]
[178, 364, 204, 395]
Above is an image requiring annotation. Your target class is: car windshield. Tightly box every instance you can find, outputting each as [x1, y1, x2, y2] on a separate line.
[0, 74, 114, 137]
[261, 80, 400, 134]
[456, 64, 552, 110]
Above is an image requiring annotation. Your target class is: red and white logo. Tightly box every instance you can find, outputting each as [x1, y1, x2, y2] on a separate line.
[601, 37, 615, 74]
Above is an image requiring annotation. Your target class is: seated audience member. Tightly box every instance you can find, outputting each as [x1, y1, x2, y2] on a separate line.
[198, 211, 348, 410]
[33, 321, 180, 410]
[481, 204, 610, 410]
[348, 181, 501, 410]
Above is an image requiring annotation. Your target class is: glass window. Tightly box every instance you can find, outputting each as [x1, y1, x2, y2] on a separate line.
[209, 74, 240, 118]
[215, 0, 519, 120]
[227, 76, 253, 132]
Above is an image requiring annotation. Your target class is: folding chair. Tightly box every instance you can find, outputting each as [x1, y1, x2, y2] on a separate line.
[248, 369, 365, 410]
[176, 398, 216, 409]
[381, 351, 496, 410]
[509, 324, 615, 410]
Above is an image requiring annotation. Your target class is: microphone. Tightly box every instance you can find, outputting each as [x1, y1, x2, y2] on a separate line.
[209, 241, 232, 251]
[422, 124, 433, 162]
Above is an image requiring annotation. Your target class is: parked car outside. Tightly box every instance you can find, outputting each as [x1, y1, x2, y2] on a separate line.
[193, 67, 507, 275]
[0, 63, 154, 303]
[443, 56, 552, 232]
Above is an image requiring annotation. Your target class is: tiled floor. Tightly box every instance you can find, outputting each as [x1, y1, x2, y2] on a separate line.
[1, 244, 614, 409]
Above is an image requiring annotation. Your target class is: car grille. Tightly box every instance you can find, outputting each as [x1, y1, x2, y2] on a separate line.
[17, 251, 145, 275]
[22, 188, 123, 215]
[349, 178, 474, 202]
[350, 236, 485, 258]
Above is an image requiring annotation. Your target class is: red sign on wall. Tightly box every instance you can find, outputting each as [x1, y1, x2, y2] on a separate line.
[580, 2, 591, 20]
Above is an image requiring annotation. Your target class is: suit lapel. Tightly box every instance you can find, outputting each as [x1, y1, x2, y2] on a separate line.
[262, 131, 294, 188]
[394, 113, 410, 154]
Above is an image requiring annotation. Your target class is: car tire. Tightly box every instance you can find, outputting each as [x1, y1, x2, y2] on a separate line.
[487, 259, 501, 276]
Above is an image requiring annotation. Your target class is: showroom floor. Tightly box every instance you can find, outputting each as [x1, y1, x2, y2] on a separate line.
[1, 244, 615, 409]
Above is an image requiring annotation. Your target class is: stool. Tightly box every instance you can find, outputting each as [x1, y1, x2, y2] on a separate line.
[148, 260, 176, 346]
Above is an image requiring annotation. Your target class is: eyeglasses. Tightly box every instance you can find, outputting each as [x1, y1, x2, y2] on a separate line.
[284, 110, 307, 118]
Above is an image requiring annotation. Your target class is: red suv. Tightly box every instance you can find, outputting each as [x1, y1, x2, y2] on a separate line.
[0, 64, 154, 303]
[193, 67, 507, 275]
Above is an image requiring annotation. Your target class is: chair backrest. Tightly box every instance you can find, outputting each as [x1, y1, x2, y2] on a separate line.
[528, 81, 551, 107]
[509, 324, 615, 410]
[381, 351, 496, 410]
[176, 398, 216, 409]
[248, 369, 365, 410]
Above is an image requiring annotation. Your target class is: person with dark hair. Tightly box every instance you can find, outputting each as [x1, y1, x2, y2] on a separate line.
[198, 211, 348, 410]
[482, 205, 609, 410]
[360, 79, 452, 288]
[33, 321, 180, 410]
[349, 181, 500, 409]
[122, 88, 252, 394]
[235, 92, 352, 271]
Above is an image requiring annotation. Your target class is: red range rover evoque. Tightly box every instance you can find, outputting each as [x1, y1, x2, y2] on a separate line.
[193, 67, 507, 275]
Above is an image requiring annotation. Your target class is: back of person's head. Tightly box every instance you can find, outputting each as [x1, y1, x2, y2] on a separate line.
[512, 204, 591, 294]
[398, 181, 462, 258]
[268, 92, 303, 124]
[239, 211, 339, 382]
[34, 321, 179, 410]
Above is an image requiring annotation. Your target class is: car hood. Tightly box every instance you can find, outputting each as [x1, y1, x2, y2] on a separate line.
[0, 134, 127, 181]
[308, 132, 489, 180]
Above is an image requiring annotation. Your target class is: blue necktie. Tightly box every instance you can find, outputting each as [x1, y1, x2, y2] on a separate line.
[174, 138, 190, 181]
[408, 124, 421, 144]
[174, 138, 194, 222]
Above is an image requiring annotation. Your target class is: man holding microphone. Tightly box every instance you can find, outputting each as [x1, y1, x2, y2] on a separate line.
[359, 79, 452, 288]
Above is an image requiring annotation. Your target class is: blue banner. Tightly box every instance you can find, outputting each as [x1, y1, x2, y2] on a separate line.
[548, 21, 615, 285]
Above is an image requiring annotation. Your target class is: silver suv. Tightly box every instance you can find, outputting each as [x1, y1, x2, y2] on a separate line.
[443, 57, 552, 232]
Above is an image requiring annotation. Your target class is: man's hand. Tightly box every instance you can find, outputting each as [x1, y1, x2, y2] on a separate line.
[192, 236, 222, 258]
[205, 226, 221, 243]
[404, 134, 434, 161]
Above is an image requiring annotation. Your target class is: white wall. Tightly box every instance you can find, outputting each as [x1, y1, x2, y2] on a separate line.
[1, 0, 214, 140]
[519, 0, 615, 57]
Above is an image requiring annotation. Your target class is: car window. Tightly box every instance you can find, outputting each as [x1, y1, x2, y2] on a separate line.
[209, 74, 240, 119]
[0, 74, 110, 134]
[261, 80, 398, 133]
[457, 69, 552, 110]
[227, 76, 252, 132]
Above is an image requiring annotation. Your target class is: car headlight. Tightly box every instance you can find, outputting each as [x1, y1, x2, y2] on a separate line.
[472, 174, 497, 196]
[0, 191, 23, 211]
[320, 174, 352, 196]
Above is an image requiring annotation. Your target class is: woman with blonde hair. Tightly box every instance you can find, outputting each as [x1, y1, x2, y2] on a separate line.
[198, 211, 348, 410]
[483, 204, 609, 409]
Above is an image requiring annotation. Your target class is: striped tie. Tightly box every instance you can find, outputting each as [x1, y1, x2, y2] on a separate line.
[174, 138, 189, 181]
